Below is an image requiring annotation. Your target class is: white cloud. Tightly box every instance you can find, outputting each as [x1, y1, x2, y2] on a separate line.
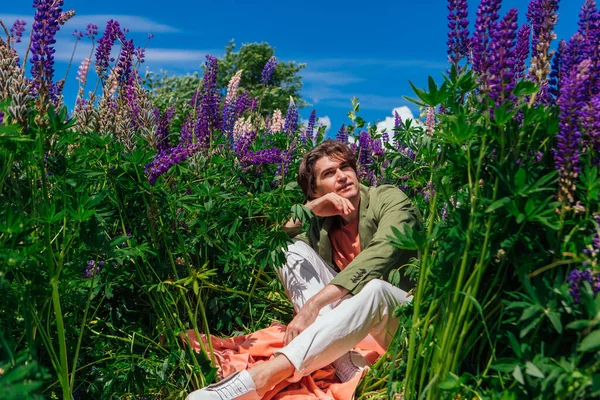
[316, 116, 331, 132]
[308, 58, 447, 70]
[376, 106, 420, 134]
[71, 15, 179, 33]
[0, 14, 178, 35]
[144, 48, 221, 63]
[301, 70, 364, 86]
[300, 115, 331, 134]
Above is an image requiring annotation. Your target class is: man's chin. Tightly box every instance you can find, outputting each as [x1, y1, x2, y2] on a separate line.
[336, 187, 358, 198]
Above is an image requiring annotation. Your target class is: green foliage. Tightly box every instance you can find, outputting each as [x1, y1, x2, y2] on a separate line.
[145, 39, 307, 132]
[218, 40, 307, 112]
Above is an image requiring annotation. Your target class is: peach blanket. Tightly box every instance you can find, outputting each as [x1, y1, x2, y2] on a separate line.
[184, 322, 385, 400]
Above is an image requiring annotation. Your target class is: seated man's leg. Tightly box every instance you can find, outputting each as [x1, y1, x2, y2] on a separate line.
[275, 279, 410, 381]
[278, 239, 341, 316]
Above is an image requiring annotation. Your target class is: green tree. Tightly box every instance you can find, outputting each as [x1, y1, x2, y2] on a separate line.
[145, 40, 307, 131]
[217, 40, 307, 112]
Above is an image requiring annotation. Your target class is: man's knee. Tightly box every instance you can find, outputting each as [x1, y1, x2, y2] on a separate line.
[283, 239, 314, 260]
[359, 279, 390, 301]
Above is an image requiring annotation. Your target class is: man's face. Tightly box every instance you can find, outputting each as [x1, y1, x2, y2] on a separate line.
[313, 155, 360, 201]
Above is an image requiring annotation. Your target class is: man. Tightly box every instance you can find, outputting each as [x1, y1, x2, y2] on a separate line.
[187, 140, 419, 399]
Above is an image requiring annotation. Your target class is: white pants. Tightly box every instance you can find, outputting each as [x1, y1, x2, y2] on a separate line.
[275, 239, 410, 380]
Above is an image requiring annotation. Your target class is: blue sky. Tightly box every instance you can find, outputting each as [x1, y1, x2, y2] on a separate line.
[1, 0, 584, 134]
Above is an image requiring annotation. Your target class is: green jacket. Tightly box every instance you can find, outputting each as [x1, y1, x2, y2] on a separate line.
[284, 184, 420, 295]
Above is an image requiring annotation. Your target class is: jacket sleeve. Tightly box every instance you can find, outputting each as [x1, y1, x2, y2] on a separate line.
[329, 186, 419, 295]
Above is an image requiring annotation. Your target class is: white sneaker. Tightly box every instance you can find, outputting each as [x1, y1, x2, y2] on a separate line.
[186, 370, 261, 400]
[332, 351, 369, 383]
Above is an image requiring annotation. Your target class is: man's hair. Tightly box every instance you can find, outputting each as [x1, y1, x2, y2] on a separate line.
[298, 140, 357, 200]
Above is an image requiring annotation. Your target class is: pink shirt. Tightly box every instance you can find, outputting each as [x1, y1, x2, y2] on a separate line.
[330, 218, 361, 271]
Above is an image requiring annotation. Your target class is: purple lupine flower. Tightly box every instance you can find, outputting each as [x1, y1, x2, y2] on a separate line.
[358, 130, 372, 166]
[381, 130, 389, 144]
[146, 142, 202, 185]
[83, 259, 104, 278]
[222, 103, 237, 144]
[393, 110, 403, 148]
[527, 0, 560, 58]
[192, 55, 221, 148]
[358, 131, 376, 185]
[261, 56, 277, 85]
[303, 109, 316, 145]
[535, 151, 544, 163]
[248, 96, 259, 111]
[471, 0, 502, 87]
[336, 124, 348, 143]
[578, 0, 600, 58]
[0, 111, 4, 125]
[10, 20, 27, 43]
[577, 0, 600, 95]
[549, 39, 567, 98]
[179, 116, 194, 147]
[235, 90, 250, 116]
[440, 202, 449, 220]
[488, 8, 519, 105]
[234, 130, 258, 157]
[447, 0, 470, 67]
[555, 60, 590, 204]
[72, 30, 83, 39]
[30, 0, 64, 101]
[583, 93, 600, 154]
[241, 148, 283, 166]
[134, 46, 146, 64]
[527, 0, 560, 85]
[423, 181, 435, 202]
[279, 138, 297, 178]
[154, 106, 175, 153]
[115, 39, 135, 83]
[284, 98, 298, 136]
[568, 268, 599, 304]
[86, 23, 98, 39]
[583, 215, 600, 260]
[561, 34, 586, 88]
[372, 137, 384, 157]
[514, 24, 531, 82]
[123, 75, 140, 127]
[95, 20, 123, 80]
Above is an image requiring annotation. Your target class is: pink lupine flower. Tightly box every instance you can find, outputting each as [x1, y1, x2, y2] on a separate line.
[76, 57, 90, 84]
[425, 107, 436, 136]
[269, 109, 284, 133]
[225, 70, 243, 104]
[233, 115, 253, 142]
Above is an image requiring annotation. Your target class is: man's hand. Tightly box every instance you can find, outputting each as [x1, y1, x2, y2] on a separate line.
[306, 192, 355, 217]
[283, 302, 319, 345]
[282, 284, 350, 345]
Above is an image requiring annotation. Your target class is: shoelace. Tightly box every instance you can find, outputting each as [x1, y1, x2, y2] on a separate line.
[207, 373, 250, 400]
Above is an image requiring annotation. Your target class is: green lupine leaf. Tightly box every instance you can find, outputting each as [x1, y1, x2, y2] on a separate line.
[546, 311, 563, 333]
[578, 330, 600, 353]
[525, 361, 544, 379]
[486, 197, 511, 213]
[513, 365, 525, 385]
[490, 358, 519, 373]
[566, 319, 594, 330]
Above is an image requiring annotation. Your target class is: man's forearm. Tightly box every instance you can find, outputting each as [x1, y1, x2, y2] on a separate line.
[306, 284, 350, 313]
[283, 215, 303, 230]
